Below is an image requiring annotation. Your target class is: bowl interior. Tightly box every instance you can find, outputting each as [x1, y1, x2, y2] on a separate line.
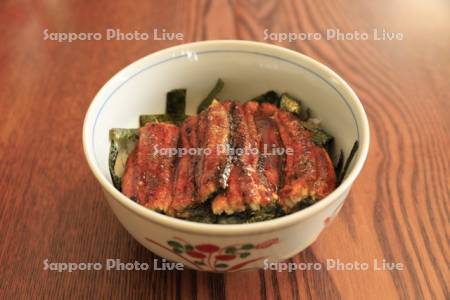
[86, 42, 363, 193]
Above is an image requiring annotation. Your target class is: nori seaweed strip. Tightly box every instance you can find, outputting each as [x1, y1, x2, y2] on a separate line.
[197, 78, 224, 113]
[182, 195, 284, 224]
[337, 141, 359, 184]
[245, 202, 285, 223]
[108, 128, 139, 190]
[139, 114, 187, 127]
[299, 108, 311, 122]
[334, 150, 344, 180]
[166, 89, 186, 115]
[279, 93, 332, 149]
[252, 90, 280, 106]
[280, 93, 301, 115]
[300, 121, 333, 149]
[280, 93, 310, 121]
[216, 202, 284, 224]
[310, 128, 334, 154]
[182, 200, 298, 224]
[109, 142, 120, 189]
[179, 202, 218, 224]
[290, 197, 317, 212]
[109, 128, 139, 140]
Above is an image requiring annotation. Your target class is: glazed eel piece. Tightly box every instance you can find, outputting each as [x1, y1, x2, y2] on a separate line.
[121, 148, 138, 201]
[254, 102, 285, 192]
[274, 109, 336, 210]
[122, 122, 180, 212]
[194, 100, 232, 202]
[169, 116, 198, 214]
[212, 101, 275, 214]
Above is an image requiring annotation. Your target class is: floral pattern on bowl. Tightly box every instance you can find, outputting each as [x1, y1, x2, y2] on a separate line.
[145, 237, 279, 271]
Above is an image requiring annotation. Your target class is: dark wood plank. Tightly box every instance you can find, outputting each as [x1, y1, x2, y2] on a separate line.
[0, 0, 448, 299]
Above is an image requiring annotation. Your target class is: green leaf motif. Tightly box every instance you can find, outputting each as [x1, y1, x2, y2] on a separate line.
[225, 247, 237, 254]
[167, 240, 184, 249]
[215, 263, 228, 268]
[240, 252, 251, 259]
[173, 248, 183, 254]
[241, 244, 254, 250]
[184, 244, 194, 251]
[194, 261, 205, 265]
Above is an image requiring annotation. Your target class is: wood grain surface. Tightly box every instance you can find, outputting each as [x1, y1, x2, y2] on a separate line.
[0, 0, 448, 299]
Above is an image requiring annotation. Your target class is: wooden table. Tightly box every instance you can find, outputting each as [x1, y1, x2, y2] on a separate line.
[1, 0, 448, 299]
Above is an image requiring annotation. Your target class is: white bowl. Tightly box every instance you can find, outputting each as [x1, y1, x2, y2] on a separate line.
[83, 40, 369, 272]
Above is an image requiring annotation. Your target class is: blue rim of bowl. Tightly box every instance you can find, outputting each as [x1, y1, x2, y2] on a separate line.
[83, 40, 370, 236]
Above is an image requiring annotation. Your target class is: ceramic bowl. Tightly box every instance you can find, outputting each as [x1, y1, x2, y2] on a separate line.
[83, 40, 369, 272]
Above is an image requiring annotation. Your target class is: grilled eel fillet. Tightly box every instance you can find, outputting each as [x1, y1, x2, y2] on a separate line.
[212, 101, 276, 214]
[255, 102, 285, 192]
[122, 122, 180, 212]
[122, 100, 335, 215]
[195, 100, 232, 202]
[169, 116, 198, 214]
[274, 109, 336, 209]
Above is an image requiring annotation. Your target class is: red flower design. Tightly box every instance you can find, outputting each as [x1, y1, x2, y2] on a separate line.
[146, 237, 280, 271]
[195, 244, 220, 253]
[215, 255, 236, 261]
[186, 251, 206, 259]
